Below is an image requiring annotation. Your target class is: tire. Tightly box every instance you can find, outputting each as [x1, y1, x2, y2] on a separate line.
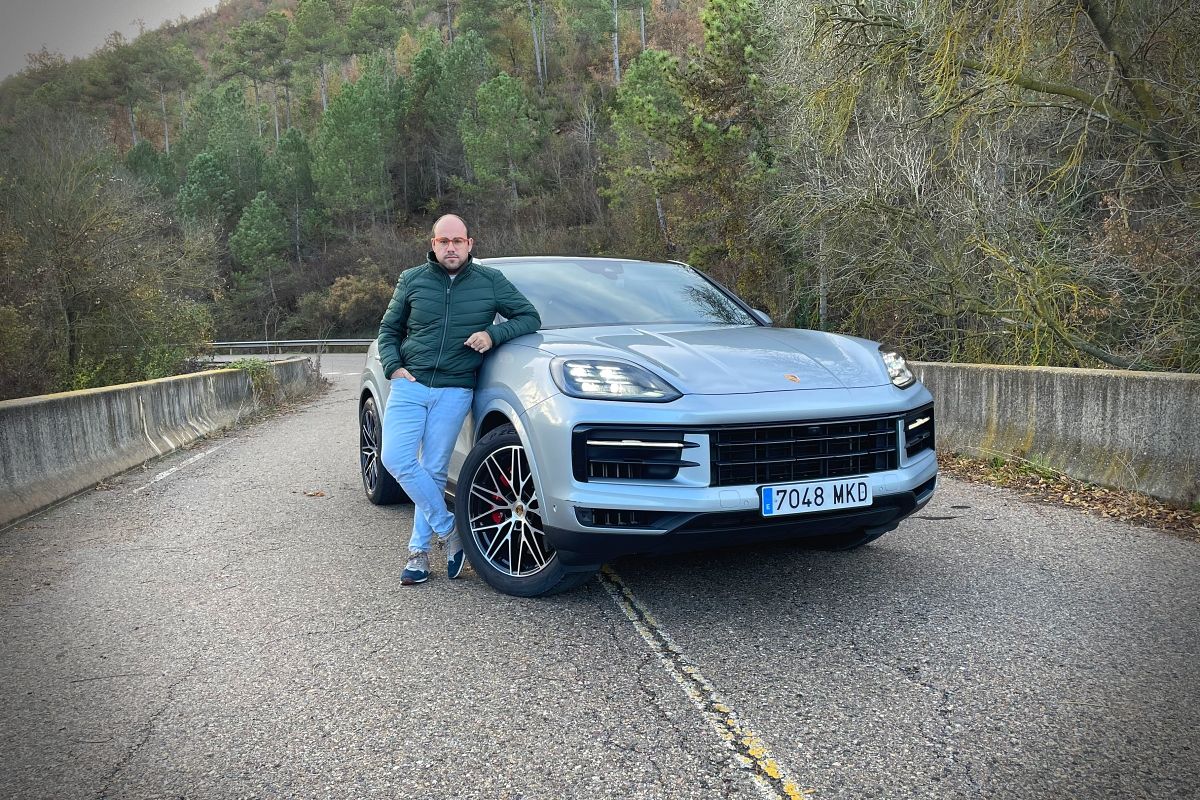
[455, 424, 596, 597]
[360, 394, 409, 505]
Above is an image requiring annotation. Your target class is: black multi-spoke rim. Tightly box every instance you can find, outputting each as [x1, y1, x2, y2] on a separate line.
[360, 404, 380, 494]
[466, 444, 552, 577]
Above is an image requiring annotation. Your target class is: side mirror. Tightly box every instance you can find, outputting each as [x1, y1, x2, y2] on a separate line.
[751, 308, 773, 326]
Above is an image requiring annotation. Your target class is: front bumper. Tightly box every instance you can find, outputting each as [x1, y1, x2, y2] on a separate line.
[516, 387, 938, 566]
[546, 474, 936, 565]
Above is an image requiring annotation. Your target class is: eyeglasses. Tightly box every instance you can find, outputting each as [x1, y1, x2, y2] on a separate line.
[432, 237, 469, 247]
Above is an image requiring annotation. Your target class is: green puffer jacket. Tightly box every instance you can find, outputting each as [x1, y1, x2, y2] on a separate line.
[377, 254, 541, 389]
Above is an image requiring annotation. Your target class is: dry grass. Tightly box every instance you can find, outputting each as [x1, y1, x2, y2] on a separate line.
[938, 453, 1200, 542]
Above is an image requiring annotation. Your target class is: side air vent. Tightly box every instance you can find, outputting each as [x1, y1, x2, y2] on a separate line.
[904, 404, 935, 459]
[573, 428, 700, 482]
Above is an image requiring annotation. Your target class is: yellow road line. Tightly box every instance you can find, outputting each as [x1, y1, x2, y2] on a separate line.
[599, 566, 814, 800]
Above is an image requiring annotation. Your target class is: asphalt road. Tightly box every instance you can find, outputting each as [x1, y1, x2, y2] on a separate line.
[2, 354, 1197, 799]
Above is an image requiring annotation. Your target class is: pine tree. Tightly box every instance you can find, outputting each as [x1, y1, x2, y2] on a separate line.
[229, 191, 289, 337]
[311, 59, 399, 231]
[86, 33, 152, 146]
[178, 152, 236, 224]
[461, 73, 541, 226]
[611, 0, 777, 304]
[290, 0, 346, 112]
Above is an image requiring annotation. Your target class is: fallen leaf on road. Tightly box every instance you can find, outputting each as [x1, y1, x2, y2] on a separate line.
[302, 490, 326, 497]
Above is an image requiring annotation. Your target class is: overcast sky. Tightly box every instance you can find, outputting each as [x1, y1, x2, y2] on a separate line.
[1, 1, 219, 79]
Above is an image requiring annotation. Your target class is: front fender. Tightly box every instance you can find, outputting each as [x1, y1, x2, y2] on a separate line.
[450, 391, 536, 482]
[360, 339, 388, 411]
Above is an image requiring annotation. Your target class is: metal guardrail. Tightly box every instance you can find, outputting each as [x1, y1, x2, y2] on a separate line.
[208, 339, 374, 354]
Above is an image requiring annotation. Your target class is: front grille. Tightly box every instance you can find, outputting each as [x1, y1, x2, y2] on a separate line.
[573, 427, 700, 482]
[711, 415, 900, 487]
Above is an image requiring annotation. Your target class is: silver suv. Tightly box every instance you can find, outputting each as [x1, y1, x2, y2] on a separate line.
[359, 257, 936, 596]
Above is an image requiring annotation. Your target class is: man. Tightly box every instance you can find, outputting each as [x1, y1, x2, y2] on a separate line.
[378, 214, 541, 586]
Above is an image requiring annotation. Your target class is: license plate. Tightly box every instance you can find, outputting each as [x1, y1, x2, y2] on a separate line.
[760, 477, 873, 517]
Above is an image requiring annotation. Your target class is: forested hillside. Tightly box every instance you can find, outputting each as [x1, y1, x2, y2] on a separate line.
[0, 0, 1196, 400]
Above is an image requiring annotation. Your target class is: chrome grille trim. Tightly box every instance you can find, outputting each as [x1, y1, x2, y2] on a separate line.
[573, 428, 698, 482]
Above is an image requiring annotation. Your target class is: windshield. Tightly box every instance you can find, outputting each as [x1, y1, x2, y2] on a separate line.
[490, 259, 757, 329]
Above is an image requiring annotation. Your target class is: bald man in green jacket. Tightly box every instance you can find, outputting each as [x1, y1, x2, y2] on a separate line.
[378, 214, 541, 586]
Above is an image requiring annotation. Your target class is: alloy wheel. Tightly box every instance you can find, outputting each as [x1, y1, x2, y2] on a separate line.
[360, 403, 381, 494]
[465, 444, 551, 577]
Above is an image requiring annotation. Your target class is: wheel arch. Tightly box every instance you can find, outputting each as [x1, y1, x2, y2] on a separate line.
[360, 376, 385, 414]
[356, 375, 408, 505]
[467, 398, 548, 518]
[476, 409, 517, 442]
[454, 409, 593, 596]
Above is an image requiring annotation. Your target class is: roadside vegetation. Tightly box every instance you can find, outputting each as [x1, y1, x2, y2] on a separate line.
[1, 0, 1196, 401]
[228, 356, 283, 404]
[939, 453, 1200, 539]
[228, 355, 329, 410]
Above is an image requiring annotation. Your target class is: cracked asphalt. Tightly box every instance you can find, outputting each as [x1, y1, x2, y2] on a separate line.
[1, 354, 1197, 799]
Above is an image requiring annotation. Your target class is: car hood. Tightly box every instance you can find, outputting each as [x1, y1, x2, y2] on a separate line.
[534, 325, 890, 394]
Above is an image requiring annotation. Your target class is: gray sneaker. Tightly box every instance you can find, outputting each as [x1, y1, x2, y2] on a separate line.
[401, 550, 430, 585]
[441, 531, 465, 579]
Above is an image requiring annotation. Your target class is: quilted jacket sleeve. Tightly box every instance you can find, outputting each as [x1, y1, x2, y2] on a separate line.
[377, 270, 411, 378]
[485, 271, 541, 346]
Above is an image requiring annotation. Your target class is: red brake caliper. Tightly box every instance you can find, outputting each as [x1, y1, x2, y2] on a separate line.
[491, 473, 510, 524]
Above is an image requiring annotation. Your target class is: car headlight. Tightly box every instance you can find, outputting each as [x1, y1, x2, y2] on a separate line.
[551, 358, 681, 402]
[880, 347, 915, 388]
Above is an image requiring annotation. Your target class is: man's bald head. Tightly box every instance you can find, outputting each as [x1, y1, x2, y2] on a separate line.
[432, 214, 469, 238]
[430, 214, 473, 272]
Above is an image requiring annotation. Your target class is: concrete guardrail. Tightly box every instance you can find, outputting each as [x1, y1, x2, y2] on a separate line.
[0, 358, 322, 527]
[913, 362, 1200, 507]
[3, 357, 1195, 528]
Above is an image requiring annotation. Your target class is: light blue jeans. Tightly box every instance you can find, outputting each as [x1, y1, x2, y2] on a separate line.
[380, 379, 473, 553]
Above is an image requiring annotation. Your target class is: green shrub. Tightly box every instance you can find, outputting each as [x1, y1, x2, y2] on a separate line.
[229, 357, 281, 405]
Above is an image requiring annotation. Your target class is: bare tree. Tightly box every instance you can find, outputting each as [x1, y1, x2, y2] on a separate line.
[758, 0, 1199, 370]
